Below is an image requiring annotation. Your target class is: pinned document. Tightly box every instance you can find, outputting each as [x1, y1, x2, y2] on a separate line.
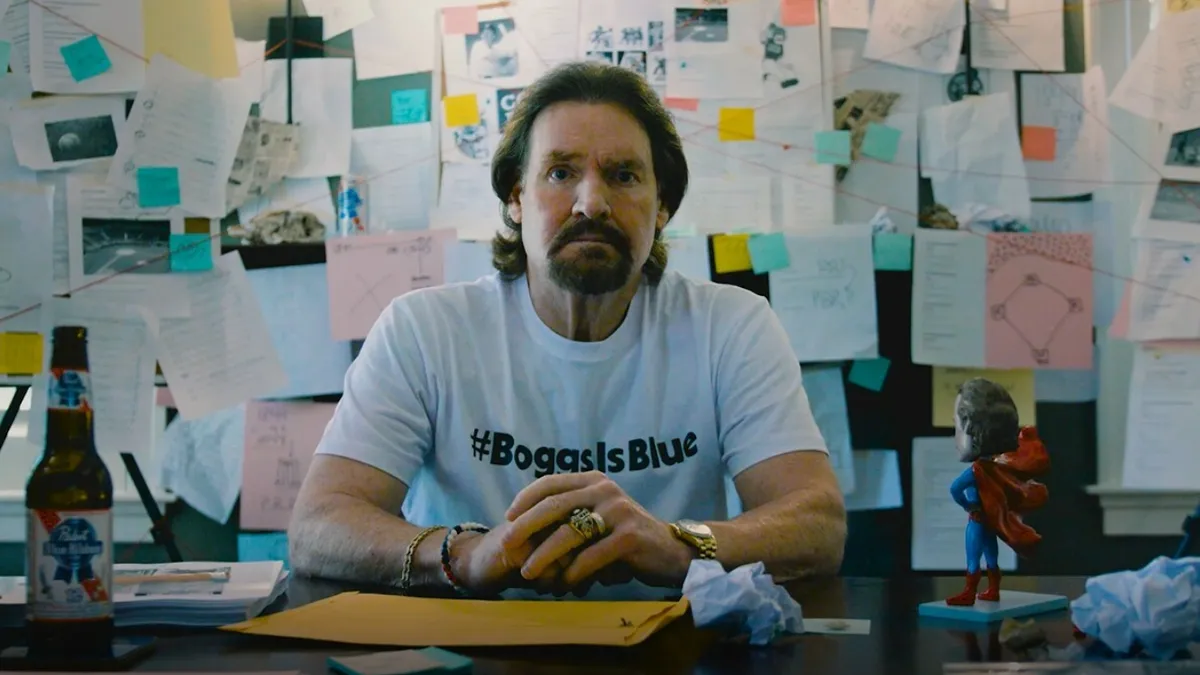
[136, 166, 182, 208]
[169, 234, 214, 272]
[60, 35, 112, 82]
[712, 234, 753, 274]
[443, 93, 481, 127]
[860, 123, 902, 162]
[0, 333, 44, 374]
[747, 233, 791, 274]
[717, 108, 755, 142]
[391, 89, 428, 125]
[241, 401, 336, 530]
[814, 130, 851, 164]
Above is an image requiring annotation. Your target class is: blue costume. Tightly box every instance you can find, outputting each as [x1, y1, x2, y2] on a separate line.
[949, 466, 999, 574]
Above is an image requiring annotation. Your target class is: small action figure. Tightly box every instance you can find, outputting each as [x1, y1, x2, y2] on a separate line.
[945, 378, 1050, 607]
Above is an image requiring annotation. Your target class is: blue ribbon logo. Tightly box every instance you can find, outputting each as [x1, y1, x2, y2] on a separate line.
[43, 518, 103, 585]
[50, 371, 87, 408]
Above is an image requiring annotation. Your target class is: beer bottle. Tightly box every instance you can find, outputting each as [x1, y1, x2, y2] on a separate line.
[25, 325, 115, 656]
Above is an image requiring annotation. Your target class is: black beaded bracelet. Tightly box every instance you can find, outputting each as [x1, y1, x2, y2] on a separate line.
[440, 522, 489, 596]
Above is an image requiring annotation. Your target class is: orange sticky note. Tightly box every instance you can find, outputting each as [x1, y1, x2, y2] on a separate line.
[441, 6, 479, 34]
[1021, 125, 1056, 161]
[781, 0, 817, 25]
[0, 332, 44, 374]
[664, 97, 699, 111]
[718, 107, 754, 142]
[712, 234, 753, 273]
[443, 93, 481, 127]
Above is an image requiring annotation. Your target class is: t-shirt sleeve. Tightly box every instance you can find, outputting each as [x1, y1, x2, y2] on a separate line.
[314, 299, 433, 485]
[715, 293, 828, 478]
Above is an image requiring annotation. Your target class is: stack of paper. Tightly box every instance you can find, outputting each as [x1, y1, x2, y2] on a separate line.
[0, 561, 288, 627]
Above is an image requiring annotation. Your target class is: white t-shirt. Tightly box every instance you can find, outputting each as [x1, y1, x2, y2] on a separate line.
[315, 271, 827, 594]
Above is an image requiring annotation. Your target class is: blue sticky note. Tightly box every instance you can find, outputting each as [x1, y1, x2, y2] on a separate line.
[238, 532, 290, 570]
[59, 34, 112, 82]
[169, 234, 213, 272]
[747, 232, 791, 274]
[0, 40, 11, 74]
[136, 166, 181, 208]
[873, 233, 912, 271]
[860, 122, 902, 162]
[814, 130, 851, 165]
[391, 88, 428, 125]
[848, 357, 890, 392]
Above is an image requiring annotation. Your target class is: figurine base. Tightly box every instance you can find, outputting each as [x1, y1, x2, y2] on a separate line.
[0, 637, 156, 671]
[919, 591, 1069, 624]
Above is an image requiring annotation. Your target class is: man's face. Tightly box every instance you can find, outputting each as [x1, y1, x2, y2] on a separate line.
[508, 101, 668, 295]
[953, 394, 974, 462]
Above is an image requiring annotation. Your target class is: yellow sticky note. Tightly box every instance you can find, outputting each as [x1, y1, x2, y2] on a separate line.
[1166, 0, 1198, 12]
[143, 0, 239, 79]
[712, 234, 753, 274]
[0, 333, 44, 375]
[931, 367, 1036, 429]
[443, 94, 481, 127]
[718, 108, 755, 142]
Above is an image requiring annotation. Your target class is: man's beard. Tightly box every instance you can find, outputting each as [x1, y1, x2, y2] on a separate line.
[546, 217, 635, 295]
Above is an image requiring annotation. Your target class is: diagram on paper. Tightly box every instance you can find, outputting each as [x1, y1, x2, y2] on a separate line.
[325, 231, 454, 341]
[985, 233, 1093, 369]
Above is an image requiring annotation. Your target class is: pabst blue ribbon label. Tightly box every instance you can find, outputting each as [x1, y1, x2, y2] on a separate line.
[48, 368, 92, 412]
[27, 509, 113, 620]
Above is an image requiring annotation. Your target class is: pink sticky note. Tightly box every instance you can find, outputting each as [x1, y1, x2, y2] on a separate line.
[985, 233, 1094, 370]
[664, 97, 699, 111]
[240, 401, 337, 531]
[1021, 125, 1057, 161]
[325, 230, 456, 341]
[442, 6, 479, 35]
[781, 0, 817, 25]
[155, 387, 175, 408]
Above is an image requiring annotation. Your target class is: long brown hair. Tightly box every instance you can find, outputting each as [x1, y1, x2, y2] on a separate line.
[490, 61, 689, 283]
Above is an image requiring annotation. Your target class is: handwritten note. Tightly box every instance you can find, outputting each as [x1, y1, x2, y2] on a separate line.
[863, 0, 964, 74]
[443, 93, 481, 127]
[717, 107, 755, 142]
[911, 229, 987, 367]
[391, 89, 428, 125]
[931, 366, 1037, 428]
[59, 34, 112, 82]
[1121, 348, 1200, 490]
[325, 230, 456, 341]
[0, 332, 43, 374]
[1020, 125, 1057, 161]
[240, 400, 336, 530]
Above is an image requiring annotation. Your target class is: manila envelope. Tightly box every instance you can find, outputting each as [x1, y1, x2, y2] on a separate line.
[221, 592, 690, 647]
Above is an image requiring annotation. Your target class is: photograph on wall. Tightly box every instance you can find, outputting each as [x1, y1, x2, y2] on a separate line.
[464, 19, 519, 81]
[440, 86, 500, 164]
[673, 8, 729, 43]
[1149, 179, 1200, 224]
[580, 3, 669, 87]
[442, 7, 542, 89]
[43, 115, 119, 163]
[1167, 127, 1200, 167]
[81, 218, 173, 275]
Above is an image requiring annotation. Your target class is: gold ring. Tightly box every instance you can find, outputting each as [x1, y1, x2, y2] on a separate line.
[569, 507, 602, 541]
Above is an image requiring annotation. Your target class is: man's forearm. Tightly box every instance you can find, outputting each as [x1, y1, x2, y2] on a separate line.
[289, 494, 450, 589]
[706, 488, 847, 581]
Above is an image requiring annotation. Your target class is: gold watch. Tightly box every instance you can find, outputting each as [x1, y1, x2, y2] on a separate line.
[670, 519, 717, 560]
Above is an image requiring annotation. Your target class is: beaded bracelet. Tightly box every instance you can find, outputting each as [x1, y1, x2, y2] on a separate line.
[440, 522, 490, 596]
[399, 525, 445, 592]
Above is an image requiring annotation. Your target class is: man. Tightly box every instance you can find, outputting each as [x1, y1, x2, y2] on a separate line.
[290, 62, 846, 599]
[945, 378, 1050, 606]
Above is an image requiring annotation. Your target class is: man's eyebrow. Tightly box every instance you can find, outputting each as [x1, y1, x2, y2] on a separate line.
[544, 150, 584, 164]
[541, 151, 647, 172]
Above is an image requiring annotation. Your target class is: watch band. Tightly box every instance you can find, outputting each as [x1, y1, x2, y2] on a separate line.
[672, 522, 718, 560]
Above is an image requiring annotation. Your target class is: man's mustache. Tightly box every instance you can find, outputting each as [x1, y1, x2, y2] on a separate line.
[549, 218, 631, 255]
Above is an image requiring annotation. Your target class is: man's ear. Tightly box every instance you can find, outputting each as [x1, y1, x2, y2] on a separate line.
[507, 184, 523, 224]
[655, 203, 669, 231]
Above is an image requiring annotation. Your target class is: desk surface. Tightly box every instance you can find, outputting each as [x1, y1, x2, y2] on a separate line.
[2, 575, 1097, 674]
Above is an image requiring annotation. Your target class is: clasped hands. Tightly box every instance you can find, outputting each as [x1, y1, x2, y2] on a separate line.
[450, 472, 694, 596]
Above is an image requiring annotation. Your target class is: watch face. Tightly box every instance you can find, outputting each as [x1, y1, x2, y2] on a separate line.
[678, 520, 713, 538]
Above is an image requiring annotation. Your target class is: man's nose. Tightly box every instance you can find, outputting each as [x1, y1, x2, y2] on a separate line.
[573, 173, 612, 220]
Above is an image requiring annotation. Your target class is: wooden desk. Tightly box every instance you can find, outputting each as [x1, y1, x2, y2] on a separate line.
[1, 576, 1091, 674]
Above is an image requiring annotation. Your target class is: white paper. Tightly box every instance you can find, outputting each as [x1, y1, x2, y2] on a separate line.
[911, 229, 987, 367]
[443, 239, 495, 284]
[1108, 12, 1200, 133]
[509, 0, 581, 70]
[1126, 237, 1200, 341]
[260, 58, 353, 178]
[154, 252, 288, 420]
[302, 0, 374, 40]
[441, 5, 545, 89]
[673, 175, 772, 234]
[26, 299, 157, 462]
[845, 450, 904, 511]
[234, 39, 266, 103]
[800, 363, 856, 495]
[921, 92, 1032, 219]
[664, 235, 711, 281]
[432, 161, 503, 241]
[769, 226, 879, 362]
[664, 1, 763, 98]
[29, 0, 144, 95]
[246, 264, 353, 399]
[578, 0, 667, 87]
[0, 182, 53, 314]
[912, 436, 1017, 571]
[0, 72, 35, 185]
[1, 0, 30, 76]
[1121, 347, 1200, 490]
[350, 124, 436, 232]
[237, 177, 336, 235]
[351, 0, 438, 81]
[107, 55, 252, 218]
[969, 0, 1064, 72]
[830, 0, 871, 30]
[157, 403, 245, 524]
[9, 94, 125, 170]
[1020, 66, 1111, 198]
[863, 0, 964, 74]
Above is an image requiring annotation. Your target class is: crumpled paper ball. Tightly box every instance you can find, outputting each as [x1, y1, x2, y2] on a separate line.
[1070, 556, 1200, 659]
[681, 559, 803, 646]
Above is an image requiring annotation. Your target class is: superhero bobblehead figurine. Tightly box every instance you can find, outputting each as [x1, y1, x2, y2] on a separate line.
[945, 378, 1050, 607]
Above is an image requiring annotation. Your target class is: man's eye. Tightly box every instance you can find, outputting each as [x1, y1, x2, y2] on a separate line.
[615, 170, 638, 184]
[548, 168, 571, 181]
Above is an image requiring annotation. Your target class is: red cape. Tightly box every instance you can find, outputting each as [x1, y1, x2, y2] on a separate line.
[971, 426, 1050, 558]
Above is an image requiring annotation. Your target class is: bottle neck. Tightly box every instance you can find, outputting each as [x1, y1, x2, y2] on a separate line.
[45, 367, 96, 453]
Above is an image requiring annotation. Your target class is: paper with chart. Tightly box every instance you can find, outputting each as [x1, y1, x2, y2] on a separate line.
[863, 0, 964, 74]
[768, 226, 879, 362]
[240, 400, 336, 530]
[985, 233, 1093, 369]
[969, 0, 1064, 72]
[108, 55, 252, 217]
[912, 436, 1017, 571]
[911, 229, 987, 367]
[1121, 348, 1200, 490]
[155, 253, 288, 420]
[1020, 67, 1112, 198]
[325, 230, 456, 341]
[1126, 237, 1200, 341]
[800, 363, 856, 495]
[28, 0, 145, 94]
